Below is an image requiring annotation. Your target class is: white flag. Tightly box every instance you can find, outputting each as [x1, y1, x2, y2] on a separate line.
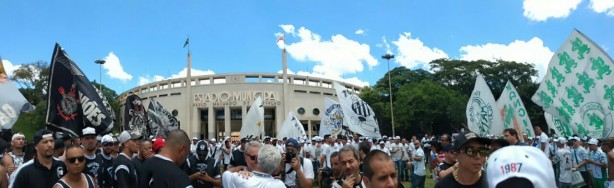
[544, 112, 573, 137]
[240, 97, 264, 138]
[531, 29, 614, 138]
[333, 82, 381, 138]
[496, 81, 535, 141]
[466, 74, 504, 136]
[0, 81, 33, 129]
[277, 111, 307, 140]
[320, 97, 347, 137]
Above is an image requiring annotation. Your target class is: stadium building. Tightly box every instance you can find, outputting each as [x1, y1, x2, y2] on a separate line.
[118, 50, 362, 139]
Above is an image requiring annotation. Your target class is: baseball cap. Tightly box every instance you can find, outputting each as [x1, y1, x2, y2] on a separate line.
[11, 133, 25, 141]
[558, 137, 567, 144]
[152, 138, 165, 153]
[286, 138, 299, 149]
[101, 135, 114, 144]
[118, 130, 141, 144]
[570, 136, 580, 141]
[486, 146, 556, 188]
[588, 138, 598, 145]
[452, 130, 491, 151]
[33, 129, 54, 145]
[196, 141, 208, 155]
[192, 137, 198, 140]
[210, 138, 216, 142]
[379, 140, 385, 144]
[82, 127, 96, 137]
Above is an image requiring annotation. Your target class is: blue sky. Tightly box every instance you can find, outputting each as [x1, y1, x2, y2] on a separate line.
[1, 0, 613, 93]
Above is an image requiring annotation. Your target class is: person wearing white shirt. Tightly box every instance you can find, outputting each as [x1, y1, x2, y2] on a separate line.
[222, 145, 285, 188]
[376, 141, 391, 156]
[389, 138, 402, 181]
[190, 137, 199, 157]
[534, 126, 550, 158]
[320, 135, 334, 168]
[411, 139, 426, 188]
[553, 138, 573, 188]
[570, 136, 591, 188]
[400, 138, 411, 182]
[280, 138, 314, 188]
[578, 138, 607, 188]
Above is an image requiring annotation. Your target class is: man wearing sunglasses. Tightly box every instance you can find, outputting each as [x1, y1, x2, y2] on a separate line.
[10, 129, 66, 188]
[98, 135, 115, 188]
[434, 130, 490, 188]
[53, 145, 96, 188]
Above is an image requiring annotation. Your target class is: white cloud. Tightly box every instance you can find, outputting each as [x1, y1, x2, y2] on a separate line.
[523, 0, 582, 21]
[1, 59, 20, 77]
[459, 37, 554, 81]
[281, 26, 378, 77]
[102, 52, 133, 81]
[392, 32, 449, 69]
[355, 29, 365, 35]
[279, 24, 296, 36]
[137, 68, 214, 85]
[590, 0, 614, 16]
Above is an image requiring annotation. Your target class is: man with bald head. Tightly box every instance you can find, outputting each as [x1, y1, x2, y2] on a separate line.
[139, 130, 192, 188]
[364, 150, 399, 188]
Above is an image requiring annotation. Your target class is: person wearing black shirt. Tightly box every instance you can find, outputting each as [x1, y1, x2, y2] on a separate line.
[82, 127, 102, 179]
[187, 140, 221, 188]
[133, 140, 153, 177]
[436, 144, 457, 179]
[98, 135, 115, 188]
[435, 131, 489, 188]
[229, 137, 248, 168]
[10, 129, 66, 188]
[113, 130, 141, 188]
[139, 130, 192, 188]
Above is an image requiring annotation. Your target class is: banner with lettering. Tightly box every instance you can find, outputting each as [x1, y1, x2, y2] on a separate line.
[0, 81, 33, 129]
[240, 97, 264, 138]
[333, 82, 381, 138]
[319, 97, 347, 137]
[531, 29, 614, 138]
[277, 111, 307, 140]
[148, 99, 179, 138]
[46, 43, 114, 137]
[124, 93, 149, 136]
[466, 74, 503, 136]
[496, 81, 535, 141]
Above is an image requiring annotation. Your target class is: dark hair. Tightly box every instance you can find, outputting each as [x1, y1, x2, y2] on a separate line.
[359, 141, 370, 155]
[363, 150, 391, 179]
[339, 145, 359, 161]
[330, 151, 340, 160]
[496, 177, 534, 188]
[491, 139, 510, 148]
[503, 128, 519, 139]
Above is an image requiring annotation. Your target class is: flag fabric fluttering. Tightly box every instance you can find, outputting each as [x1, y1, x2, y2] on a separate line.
[466, 74, 504, 137]
[496, 81, 535, 141]
[183, 38, 189, 48]
[0, 81, 33, 129]
[277, 34, 284, 43]
[147, 98, 179, 138]
[277, 111, 307, 140]
[320, 97, 347, 137]
[46, 43, 114, 137]
[545, 112, 573, 137]
[333, 82, 381, 138]
[124, 93, 149, 137]
[240, 97, 264, 138]
[531, 29, 614, 138]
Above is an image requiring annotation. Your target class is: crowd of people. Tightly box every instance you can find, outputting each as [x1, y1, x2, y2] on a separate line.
[0, 125, 612, 188]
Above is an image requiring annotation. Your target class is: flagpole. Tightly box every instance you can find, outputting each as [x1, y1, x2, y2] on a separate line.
[185, 37, 194, 138]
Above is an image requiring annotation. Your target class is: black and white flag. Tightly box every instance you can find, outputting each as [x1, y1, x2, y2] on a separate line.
[147, 99, 178, 138]
[46, 43, 114, 137]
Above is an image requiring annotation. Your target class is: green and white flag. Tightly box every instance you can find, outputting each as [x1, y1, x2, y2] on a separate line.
[466, 74, 504, 136]
[544, 112, 573, 137]
[497, 81, 535, 140]
[240, 97, 264, 138]
[531, 29, 614, 138]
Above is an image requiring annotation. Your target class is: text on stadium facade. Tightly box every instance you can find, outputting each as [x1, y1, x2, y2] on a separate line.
[193, 91, 281, 107]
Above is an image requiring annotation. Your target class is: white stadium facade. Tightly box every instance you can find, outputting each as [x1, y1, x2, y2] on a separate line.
[118, 51, 362, 140]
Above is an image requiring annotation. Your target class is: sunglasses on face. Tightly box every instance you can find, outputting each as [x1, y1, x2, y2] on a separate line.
[113, 142, 120, 145]
[460, 147, 490, 157]
[245, 153, 257, 160]
[67, 156, 86, 164]
[103, 142, 114, 147]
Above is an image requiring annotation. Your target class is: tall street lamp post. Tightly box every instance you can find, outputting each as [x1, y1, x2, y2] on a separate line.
[94, 59, 106, 92]
[382, 53, 395, 137]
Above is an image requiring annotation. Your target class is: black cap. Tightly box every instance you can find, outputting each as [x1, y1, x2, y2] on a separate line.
[196, 141, 208, 155]
[33, 129, 54, 145]
[452, 130, 491, 151]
